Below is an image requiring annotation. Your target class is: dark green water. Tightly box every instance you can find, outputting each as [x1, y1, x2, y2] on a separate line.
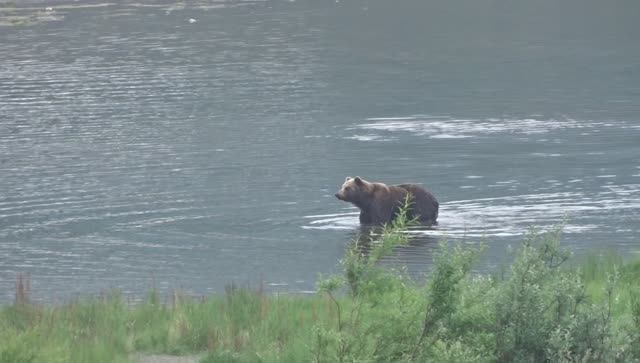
[1, 0, 639, 303]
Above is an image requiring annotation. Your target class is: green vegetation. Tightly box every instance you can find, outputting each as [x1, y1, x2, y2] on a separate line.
[2, 202, 639, 362]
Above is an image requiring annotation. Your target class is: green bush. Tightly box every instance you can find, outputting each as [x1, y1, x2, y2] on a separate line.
[313, 202, 640, 363]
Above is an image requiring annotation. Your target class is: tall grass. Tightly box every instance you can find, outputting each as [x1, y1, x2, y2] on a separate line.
[1, 202, 639, 362]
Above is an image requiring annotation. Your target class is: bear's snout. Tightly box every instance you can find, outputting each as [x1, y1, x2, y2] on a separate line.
[334, 193, 343, 200]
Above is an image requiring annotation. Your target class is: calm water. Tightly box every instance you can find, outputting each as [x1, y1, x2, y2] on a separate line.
[1, 0, 639, 303]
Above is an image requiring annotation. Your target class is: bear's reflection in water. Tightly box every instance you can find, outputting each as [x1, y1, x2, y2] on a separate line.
[345, 225, 441, 280]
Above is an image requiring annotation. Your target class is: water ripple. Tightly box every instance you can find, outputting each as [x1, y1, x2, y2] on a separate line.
[304, 185, 640, 239]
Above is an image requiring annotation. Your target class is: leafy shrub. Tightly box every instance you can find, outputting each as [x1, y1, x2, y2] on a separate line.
[315, 202, 640, 363]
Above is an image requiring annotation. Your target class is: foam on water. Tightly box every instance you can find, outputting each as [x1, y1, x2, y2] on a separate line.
[344, 134, 392, 142]
[350, 115, 637, 139]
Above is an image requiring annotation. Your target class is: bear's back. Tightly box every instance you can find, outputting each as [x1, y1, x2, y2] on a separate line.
[395, 183, 439, 225]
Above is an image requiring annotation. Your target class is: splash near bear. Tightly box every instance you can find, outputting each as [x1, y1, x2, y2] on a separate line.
[335, 176, 439, 226]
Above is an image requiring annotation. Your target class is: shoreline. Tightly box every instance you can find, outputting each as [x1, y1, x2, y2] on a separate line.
[3, 228, 639, 362]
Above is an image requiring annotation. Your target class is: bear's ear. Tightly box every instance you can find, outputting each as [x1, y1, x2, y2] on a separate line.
[345, 176, 351, 182]
[354, 176, 364, 185]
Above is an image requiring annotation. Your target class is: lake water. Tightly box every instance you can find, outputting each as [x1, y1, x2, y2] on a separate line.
[1, 0, 639, 303]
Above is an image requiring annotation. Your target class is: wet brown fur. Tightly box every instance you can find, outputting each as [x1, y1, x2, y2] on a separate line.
[335, 177, 439, 226]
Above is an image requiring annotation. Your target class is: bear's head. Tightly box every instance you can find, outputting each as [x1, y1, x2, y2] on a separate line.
[335, 176, 370, 205]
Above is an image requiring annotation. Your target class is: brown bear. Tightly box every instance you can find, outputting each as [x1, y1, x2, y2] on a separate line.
[335, 176, 439, 226]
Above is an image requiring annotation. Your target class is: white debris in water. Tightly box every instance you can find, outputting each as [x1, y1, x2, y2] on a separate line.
[188, 18, 197, 24]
